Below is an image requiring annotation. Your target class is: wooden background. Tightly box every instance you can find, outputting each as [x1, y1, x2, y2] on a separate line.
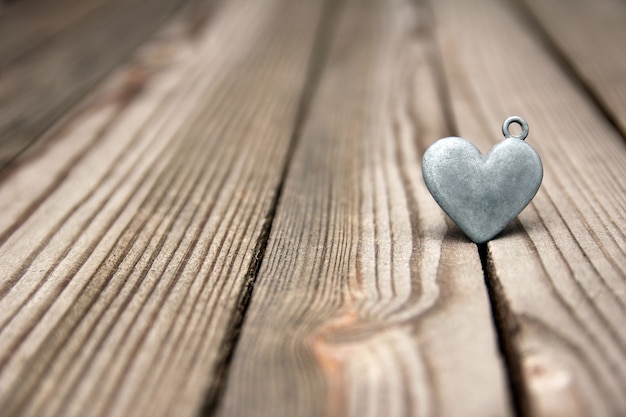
[0, 0, 625, 416]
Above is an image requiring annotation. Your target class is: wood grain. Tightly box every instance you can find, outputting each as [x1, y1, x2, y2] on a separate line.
[432, 0, 626, 415]
[0, 0, 325, 415]
[520, 0, 626, 136]
[217, 0, 512, 416]
[0, 0, 189, 169]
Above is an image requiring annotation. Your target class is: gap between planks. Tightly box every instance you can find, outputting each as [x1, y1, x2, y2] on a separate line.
[478, 242, 530, 417]
[198, 0, 342, 414]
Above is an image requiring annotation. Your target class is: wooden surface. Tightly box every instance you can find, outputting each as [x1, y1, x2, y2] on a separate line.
[0, 0, 625, 416]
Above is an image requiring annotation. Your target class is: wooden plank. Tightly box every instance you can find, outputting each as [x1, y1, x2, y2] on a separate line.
[432, 0, 626, 415]
[519, 0, 626, 136]
[216, 0, 512, 416]
[0, 0, 325, 415]
[0, 0, 189, 170]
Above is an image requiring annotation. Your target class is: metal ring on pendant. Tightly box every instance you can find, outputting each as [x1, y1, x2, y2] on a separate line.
[502, 116, 529, 141]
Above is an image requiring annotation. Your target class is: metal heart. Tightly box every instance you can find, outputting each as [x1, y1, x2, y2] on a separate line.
[422, 136, 543, 243]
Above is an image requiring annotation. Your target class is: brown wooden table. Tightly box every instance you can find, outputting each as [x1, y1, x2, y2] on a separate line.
[0, 0, 625, 416]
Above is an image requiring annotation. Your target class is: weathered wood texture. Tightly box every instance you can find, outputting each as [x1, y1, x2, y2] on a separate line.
[433, 0, 626, 416]
[217, 0, 511, 416]
[0, 0, 325, 415]
[0, 0, 189, 169]
[2, 0, 626, 415]
[520, 0, 626, 136]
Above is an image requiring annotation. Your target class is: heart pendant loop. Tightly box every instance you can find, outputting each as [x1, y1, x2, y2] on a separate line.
[502, 115, 529, 141]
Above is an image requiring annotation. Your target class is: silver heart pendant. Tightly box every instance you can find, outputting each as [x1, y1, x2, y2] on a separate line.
[422, 116, 543, 243]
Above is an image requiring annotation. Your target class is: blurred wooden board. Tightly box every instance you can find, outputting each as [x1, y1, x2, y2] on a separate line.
[0, 0, 108, 69]
[216, 0, 511, 416]
[0, 0, 190, 169]
[0, 0, 325, 415]
[432, 0, 626, 415]
[521, 0, 626, 135]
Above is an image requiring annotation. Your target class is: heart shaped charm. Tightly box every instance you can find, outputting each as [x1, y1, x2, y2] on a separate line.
[422, 116, 543, 243]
